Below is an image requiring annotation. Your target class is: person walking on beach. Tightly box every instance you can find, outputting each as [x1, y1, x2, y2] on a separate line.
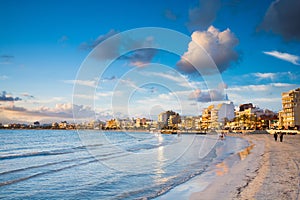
[274, 132, 278, 141]
[279, 132, 284, 142]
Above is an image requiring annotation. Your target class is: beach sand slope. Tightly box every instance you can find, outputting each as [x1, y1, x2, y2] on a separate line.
[192, 134, 300, 200]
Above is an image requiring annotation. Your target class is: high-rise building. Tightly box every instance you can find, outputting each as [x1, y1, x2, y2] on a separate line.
[279, 88, 300, 129]
[218, 102, 235, 122]
[201, 102, 235, 130]
[158, 110, 179, 128]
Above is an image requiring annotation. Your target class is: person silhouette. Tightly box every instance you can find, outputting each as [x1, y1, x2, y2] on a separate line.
[274, 132, 278, 141]
[279, 133, 284, 142]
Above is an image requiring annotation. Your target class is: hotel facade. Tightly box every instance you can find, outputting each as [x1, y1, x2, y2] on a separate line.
[279, 88, 300, 129]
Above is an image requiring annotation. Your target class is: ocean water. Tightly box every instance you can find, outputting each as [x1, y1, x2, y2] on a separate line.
[0, 130, 248, 199]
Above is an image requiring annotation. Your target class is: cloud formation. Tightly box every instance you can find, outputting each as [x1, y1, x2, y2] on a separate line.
[79, 29, 119, 51]
[0, 91, 22, 101]
[263, 51, 300, 65]
[100, 76, 117, 82]
[259, 0, 300, 41]
[80, 30, 157, 66]
[122, 48, 157, 67]
[227, 83, 296, 92]
[253, 72, 277, 80]
[177, 26, 239, 74]
[0, 103, 95, 123]
[187, 0, 221, 31]
[189, 89, 225, 102]
[63, 79, 98, 88]
[121, 37, 157, 67]
[243, 71, 299, 83]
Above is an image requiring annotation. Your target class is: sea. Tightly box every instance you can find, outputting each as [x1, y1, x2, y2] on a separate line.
[0, 129, 249, 199]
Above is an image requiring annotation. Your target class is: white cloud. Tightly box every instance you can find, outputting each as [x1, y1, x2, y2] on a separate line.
[63, 79, 98, 88]
[227, 83, 295, 92]
[150, 72, 187, 83]
[271, 83, 294, 87]
[263, 51, 300, 65]
[252, 72, 277, 80]
[119, 79, 143, 91]
[144, 71, 194, 88]
[247, 71, 300, 82]
[158, 93, 172, 100]
[177, 26, 239, 74]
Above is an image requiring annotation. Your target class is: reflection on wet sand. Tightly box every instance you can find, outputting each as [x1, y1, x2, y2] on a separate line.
[238, 144, 254, 160]
[215, 162, 229, 176]
[214, 143, 255, 176]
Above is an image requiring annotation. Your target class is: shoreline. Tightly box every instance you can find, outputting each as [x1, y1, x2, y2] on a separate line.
[157, 133, 300, 200]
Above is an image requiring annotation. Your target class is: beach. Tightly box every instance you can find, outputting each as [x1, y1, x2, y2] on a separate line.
[159, 133, 300, 200]
[1, 130, 299, 199]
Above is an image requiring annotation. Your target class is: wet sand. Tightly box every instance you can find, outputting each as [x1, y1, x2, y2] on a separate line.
[158, 134, 300, 200]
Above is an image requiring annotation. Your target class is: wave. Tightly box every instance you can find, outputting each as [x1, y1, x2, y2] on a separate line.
[0, 143, 104, 160]
[0, 158, 98, 187]
[0, 150, 127, 176]
[0, 150, 130, 187]
[0, 155, 92, 176]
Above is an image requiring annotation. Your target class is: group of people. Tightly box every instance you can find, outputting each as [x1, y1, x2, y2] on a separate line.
[273, 132, 284, 142]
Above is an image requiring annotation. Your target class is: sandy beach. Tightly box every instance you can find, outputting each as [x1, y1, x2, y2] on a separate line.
[158, 133, 300, 200]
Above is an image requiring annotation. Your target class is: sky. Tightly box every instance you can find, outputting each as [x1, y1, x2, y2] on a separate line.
[0, 0, 300, 123]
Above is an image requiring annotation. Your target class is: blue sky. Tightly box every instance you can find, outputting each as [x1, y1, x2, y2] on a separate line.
[0, 0, 300, 123]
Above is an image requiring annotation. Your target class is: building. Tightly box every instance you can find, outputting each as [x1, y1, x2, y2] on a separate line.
[135, 118, 147, 128]
[59, 121, 67, 129]
[279, 88, 300, 129]
[168, 113, 181, 129]
[218, 102, 235, 122]
[158, 110, 180, 129]
[201, 102, 235, 130]
[105, 119, 120, 129]
[180, 116, 196, 130]
[234, 104, 264, 130]
[233, 103, 279, 130]
[239, 103, 254, 111]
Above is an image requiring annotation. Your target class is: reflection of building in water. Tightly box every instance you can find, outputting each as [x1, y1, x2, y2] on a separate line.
[238, 144, 254, 160]
[154, 134, 167, 184]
